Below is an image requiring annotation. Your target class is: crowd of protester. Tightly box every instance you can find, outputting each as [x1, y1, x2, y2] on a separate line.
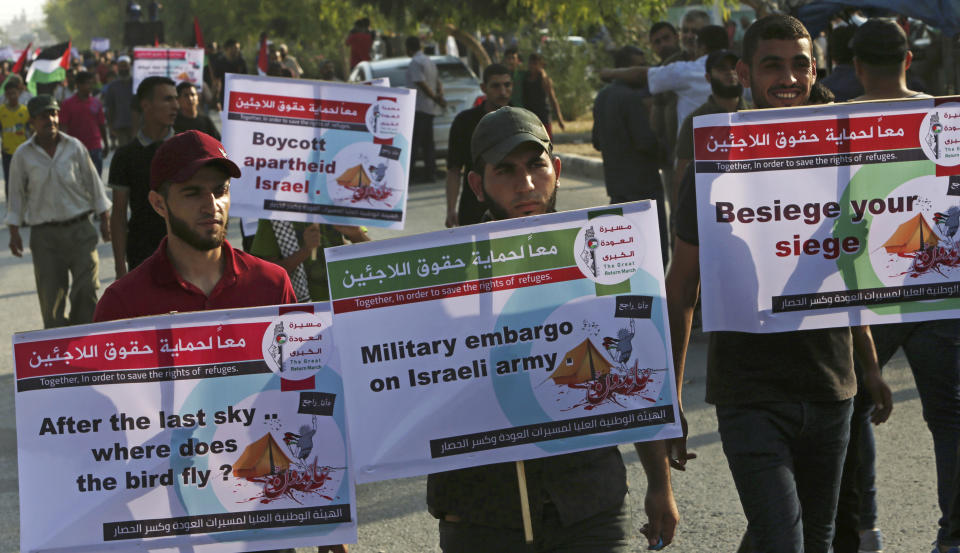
[1, 10, 959, 553]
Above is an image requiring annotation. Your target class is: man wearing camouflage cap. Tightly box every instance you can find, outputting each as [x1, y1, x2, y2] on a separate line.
[428, 106, 679, 552]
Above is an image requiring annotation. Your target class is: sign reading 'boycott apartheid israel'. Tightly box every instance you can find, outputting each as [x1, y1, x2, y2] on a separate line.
[222, 74, 414, 229]
[13, 304, 356, 553]
[326, 202, 682, 483]
[693, 97, 960, 333]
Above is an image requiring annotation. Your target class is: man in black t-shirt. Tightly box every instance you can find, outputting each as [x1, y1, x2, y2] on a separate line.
[214, 39, 248, 107]
[444, 63, 513, 228]
[108, 76, 178, 277]
[668, 15, 892, 553]
[173, 82, 220, 140]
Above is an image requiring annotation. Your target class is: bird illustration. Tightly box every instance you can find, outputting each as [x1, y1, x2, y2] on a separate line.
[934, 206, 960, 241]
[602, 319, 635, 366]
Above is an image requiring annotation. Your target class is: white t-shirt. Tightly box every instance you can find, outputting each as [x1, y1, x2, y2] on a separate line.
[647, 55, 711, 136]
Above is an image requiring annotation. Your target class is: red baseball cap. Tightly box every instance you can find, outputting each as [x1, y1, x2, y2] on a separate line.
[150, 130, 242, 190]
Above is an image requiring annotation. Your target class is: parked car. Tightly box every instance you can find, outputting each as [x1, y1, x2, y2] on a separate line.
[349, 55, 484, 155]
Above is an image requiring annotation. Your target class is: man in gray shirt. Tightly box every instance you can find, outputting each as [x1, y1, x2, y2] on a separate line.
[405, 36, 446, 183]
[103, 55, 136, 147]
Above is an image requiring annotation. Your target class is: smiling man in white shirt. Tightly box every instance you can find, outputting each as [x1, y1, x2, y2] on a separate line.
[601, 25, 731, 135]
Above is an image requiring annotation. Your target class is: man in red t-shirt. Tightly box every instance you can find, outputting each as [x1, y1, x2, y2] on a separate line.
[345, 18, 374, 69]
[93, 132, 354, 553]
[60, 71, 108, 174]
[94, 130, 295, 322]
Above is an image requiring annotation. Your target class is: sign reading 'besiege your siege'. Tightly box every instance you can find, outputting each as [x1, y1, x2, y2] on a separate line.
[693, 97, 960, 333]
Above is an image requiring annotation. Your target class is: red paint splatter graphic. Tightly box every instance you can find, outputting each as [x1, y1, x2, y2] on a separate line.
[903, 245, 960, 277]
[335, 163, 395, 205]
[566, 362, 657, 410]
[346, 183, 394, 204]
[246, 459, 335, 504]
[883, 211, 960, 277]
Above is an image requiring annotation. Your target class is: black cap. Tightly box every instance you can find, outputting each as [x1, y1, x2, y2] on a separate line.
[853, 19, 908, 65]
[27, 95, 60, 117]
[705, 49, 739, 72]
[471, 107, 552, 166]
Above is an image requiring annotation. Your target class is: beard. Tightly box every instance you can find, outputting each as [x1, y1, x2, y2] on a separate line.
[711, 79, 743, 99]
[166, 203, 227, 251]
[483, 181, 558, 221]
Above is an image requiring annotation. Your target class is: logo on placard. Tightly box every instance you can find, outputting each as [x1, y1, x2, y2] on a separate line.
[573, 215, 644, 285]
[920, 106, 960, 166]
[365, 98, 401, 140]
[261, 312, 329, 378]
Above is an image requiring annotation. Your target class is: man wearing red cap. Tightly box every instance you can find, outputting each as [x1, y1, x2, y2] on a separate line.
[94, 131, 345, 553]
[94, 130, 295, 322]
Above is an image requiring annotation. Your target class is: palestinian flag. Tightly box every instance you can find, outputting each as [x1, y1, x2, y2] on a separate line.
[26, 41, 71, 95]
[257, 32, 268, 75]
[0, 42, 30, 93]
[11, 42, 31, 75]
[193, 16, 205, 49]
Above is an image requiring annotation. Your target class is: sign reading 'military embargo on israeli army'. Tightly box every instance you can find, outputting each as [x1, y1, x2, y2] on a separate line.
[326, 202, 682, 482]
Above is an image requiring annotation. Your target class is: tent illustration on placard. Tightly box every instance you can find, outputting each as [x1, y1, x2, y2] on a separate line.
[551, 339, 614, 385]
[336, 164, 372, 188]
[883, 213, 940, 255]
[232, 433, 293, 478]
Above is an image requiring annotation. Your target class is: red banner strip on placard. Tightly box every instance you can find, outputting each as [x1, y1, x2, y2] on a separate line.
[15, 322, 269, 379]
[228, 91, 374, 123]
[694, 112, 925, 161]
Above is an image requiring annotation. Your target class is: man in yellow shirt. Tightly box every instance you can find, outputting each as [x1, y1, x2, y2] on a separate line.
[0, 74, 29, 198]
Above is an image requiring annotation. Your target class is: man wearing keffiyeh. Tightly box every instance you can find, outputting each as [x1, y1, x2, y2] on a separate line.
[249, 220, 369, 302]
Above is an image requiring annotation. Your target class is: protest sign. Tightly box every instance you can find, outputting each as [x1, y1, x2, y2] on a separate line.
[326, 203, 681, 483]
[14, 304, 355, 552]
[90, 38, 110, 53]
[221, 74, 414, 229]
[693, 98, 960, 333]
[132, 47, 204, 92]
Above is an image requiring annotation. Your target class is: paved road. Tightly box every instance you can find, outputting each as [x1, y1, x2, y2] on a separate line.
[0, 170, 943, 552]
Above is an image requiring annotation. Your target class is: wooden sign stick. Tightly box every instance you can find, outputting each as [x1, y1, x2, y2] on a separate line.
[516, 460, 534, 543]
[309, 223, 320, 261]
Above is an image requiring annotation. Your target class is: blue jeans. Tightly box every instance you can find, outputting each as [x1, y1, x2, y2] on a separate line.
[87, 147, 103, 175]
[718, 400, 853, 553]
[853, 380, 879, 529]
[872, 320, 960, 546]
